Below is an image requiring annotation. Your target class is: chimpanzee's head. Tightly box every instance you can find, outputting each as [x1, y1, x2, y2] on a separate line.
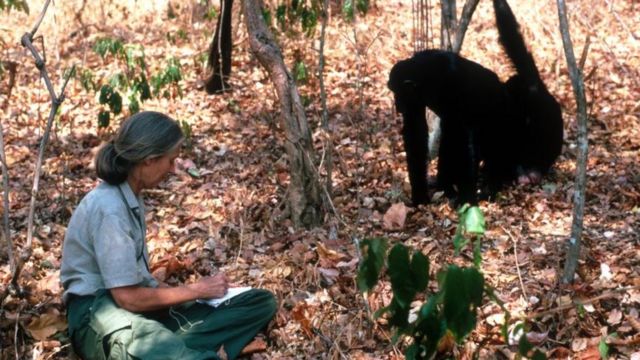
[388, 59, 419, 114]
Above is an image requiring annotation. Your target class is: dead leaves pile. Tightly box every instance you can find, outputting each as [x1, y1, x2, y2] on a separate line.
[1, 0, 640, 359]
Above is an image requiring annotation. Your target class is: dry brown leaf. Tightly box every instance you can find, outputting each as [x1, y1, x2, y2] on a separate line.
[239, 337, 267, 355]
[291, 302, 313, 337]
[576, 347, 601, 360]
[382, 202, 409, 230]
[26, 308, 67, 341]
[607, 308, 623, 325]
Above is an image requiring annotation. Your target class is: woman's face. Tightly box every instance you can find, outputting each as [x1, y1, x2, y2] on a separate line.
[139, 146, 181, 189]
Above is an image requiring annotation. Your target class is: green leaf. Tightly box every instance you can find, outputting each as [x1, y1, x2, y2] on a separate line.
[442, 266, 484, 340]
[404, 344, 418, 360]
[109, 73, 127, 91]
[416, 297, 445, 357]
[0, 0, 29, 13]
[165, 58, 182, 82]
[275, 5, 286, 29]
[98, 85, 113, 104]
[532, 350, 547, 360]
[372, 305, 390, 319]
[109, 91, 122, 114]
[518, 333, 534, 356]
[293, 61, 308, 83]
[80, 69, 95, 91]
[205, 7, 218, 21]
[388, 244, 415, 308]
[300, 7, 318, 36]
[463, 267, 484, 306]
[261, 8, 272, 26]
[387, 297, 409, 328]
[128, 96, 140, 114]
[93, 38, 123, 59]
[187, 167, 201, 178]
[410, 251, 429, 293]
[598, 337, 609, 359]
[97, 111, 110, 128]
[463, 206, 485, 235]
[138, 78, 152, 101]
[356, 237, 387, 292]
[356, 0, 369, 14]
[342, 0, 354, 21]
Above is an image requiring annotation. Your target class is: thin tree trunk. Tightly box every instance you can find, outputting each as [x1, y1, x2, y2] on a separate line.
[0, 121, 12, 263]
[556, 0, 589, 283]
[242, 0, 323, 229]
[430, 0, 479, 159]
[318, 0, 333, 197]
[440, 0, 456, 51]
[205, 0, 234, 94]
[452, 0, 480, 53]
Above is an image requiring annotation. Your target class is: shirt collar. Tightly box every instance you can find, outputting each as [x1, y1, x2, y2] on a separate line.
[118, 181, 141, 210]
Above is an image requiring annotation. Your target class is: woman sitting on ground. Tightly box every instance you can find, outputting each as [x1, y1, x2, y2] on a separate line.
[60, 111, 277, 359]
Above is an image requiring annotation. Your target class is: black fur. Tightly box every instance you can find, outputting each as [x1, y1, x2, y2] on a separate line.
[388, 0, 563, 206]
[494, 0, 563, 177]
[388, 50, 518, 205]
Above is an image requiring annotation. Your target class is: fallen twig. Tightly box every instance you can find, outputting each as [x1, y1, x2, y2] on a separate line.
[501, 226, 528, 300]
[527, 285, 640, 320]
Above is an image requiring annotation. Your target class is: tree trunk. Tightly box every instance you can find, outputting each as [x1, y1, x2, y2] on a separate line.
[205, 0, 233, 94]
[440, 0, 456, 51]
[556, 0, 589, 283]
[430, 0, 479, 159]
[242, 0, 323, 229]
[452, 0, 480, 53]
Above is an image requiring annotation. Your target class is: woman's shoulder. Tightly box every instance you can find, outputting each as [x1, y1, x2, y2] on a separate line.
[78, 182, 127, 215]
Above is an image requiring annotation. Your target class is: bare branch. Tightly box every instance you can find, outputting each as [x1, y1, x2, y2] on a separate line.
[556, 0, 589, 284]
[0, 120, 13, 266]
[452, 0, 481, 54]
[29, 0, 53, 37]
[1, 0, 73, 302]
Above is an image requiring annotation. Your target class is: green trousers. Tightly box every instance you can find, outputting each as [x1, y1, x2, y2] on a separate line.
[67, 289, 277, 360]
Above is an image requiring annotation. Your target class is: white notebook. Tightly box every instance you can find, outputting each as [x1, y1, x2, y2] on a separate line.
[197, 287, 252, 307]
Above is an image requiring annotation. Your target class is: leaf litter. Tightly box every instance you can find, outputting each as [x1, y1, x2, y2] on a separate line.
[0, 0, 639, 359]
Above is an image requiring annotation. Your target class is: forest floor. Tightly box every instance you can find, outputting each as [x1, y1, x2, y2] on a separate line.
[0, 0, 639, 359]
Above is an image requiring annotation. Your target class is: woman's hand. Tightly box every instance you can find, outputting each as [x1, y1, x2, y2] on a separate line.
[188, 273, 229, 299]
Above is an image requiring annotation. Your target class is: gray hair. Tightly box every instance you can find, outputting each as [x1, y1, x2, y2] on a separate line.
[95, 111, 184, 184]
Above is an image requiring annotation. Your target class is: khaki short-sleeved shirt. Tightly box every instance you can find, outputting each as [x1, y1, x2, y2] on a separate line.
[60, 181, 157, 304]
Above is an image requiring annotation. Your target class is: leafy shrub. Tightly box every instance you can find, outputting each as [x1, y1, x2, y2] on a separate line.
[358, 206, 546, 359]
[0, 0, 28, 13]
[71, 38, 184, 128]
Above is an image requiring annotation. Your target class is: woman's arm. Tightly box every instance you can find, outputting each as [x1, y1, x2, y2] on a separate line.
[110, 273, 228, 312]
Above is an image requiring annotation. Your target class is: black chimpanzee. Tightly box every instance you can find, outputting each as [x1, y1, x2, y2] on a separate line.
[388, 50, 518, 206]
[388, 0, 563, 206]
[494, 0, 563, 185]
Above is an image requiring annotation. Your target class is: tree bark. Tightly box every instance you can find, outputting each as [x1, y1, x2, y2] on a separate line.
[452, 0, 480, 53]
[318, 0, 333, 197]
[440, 0, 457, 51]
[205, 0, 233, 94]
[242, 0, 323, 229]
[556, 0, 589, 283]
[430, 0, 479, 159]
